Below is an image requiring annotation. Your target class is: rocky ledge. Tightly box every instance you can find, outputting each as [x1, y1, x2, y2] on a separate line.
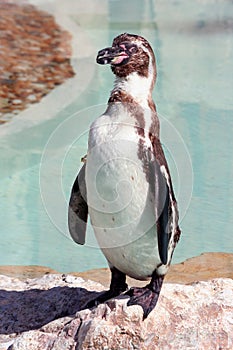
[0, 270, 232, 349]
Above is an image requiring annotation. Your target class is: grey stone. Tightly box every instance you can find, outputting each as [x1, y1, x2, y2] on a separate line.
[0, 274, 232, 350]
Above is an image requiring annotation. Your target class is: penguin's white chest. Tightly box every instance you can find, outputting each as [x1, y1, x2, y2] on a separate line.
[86, 108, 162, 279]
[86, 112, 151, 232]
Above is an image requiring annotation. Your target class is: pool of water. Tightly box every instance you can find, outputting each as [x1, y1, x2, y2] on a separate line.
[0, 0, 232, 272]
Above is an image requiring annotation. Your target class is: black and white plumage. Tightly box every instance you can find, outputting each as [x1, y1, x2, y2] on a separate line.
[68, 33, 181, 319]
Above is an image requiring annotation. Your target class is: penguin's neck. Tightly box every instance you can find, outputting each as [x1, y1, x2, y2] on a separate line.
[107, 71, 159, 140]
[112, 72, 154, 108]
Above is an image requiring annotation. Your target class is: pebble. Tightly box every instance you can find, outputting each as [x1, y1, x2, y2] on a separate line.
[12, 99, 22, 105]
[27, 94, 37, 102]
[0, 1, 75, 124]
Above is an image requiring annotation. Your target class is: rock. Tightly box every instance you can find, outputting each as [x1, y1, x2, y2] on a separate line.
[12, 99, 22, 105]
[0, 274, 232, 350]
[26, 94, 37, 102]
[0, 1, 75, 122]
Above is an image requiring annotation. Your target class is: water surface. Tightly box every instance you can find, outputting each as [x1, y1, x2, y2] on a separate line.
[0, 0, 232, 272]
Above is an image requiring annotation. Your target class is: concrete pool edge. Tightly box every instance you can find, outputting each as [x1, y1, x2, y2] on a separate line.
[0, 252, 232, 286]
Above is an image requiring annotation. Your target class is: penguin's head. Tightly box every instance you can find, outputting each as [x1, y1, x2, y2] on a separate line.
[96, 33, 156, 79]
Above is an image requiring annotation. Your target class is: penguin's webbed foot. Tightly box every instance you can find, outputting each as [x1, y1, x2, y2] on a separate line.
[85, 266, 128, 310]
[125, 275, 164, 319]
[85, 289, 122, 309]
[125, 287, 159, 319]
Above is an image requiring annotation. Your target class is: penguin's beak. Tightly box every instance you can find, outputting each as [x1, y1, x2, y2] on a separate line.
[96, 46, 129, 65]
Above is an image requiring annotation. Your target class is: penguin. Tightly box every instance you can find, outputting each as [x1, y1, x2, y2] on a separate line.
[68, 33, 181, 319]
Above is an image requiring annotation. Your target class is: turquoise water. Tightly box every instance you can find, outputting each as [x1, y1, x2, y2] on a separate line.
[0, 0, 233, 272]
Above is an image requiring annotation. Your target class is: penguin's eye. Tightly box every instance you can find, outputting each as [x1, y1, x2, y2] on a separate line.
[128, 45, 137, 53]
[118, 42, 138, 54]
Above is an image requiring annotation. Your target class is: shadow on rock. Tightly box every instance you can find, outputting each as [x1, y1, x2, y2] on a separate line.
[0, 286, 106, 334]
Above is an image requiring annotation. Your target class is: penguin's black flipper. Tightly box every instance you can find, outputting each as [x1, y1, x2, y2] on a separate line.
[150, 137, 174, 265]
[68, 164, 88, 245]
[156, 182, 170, 265]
